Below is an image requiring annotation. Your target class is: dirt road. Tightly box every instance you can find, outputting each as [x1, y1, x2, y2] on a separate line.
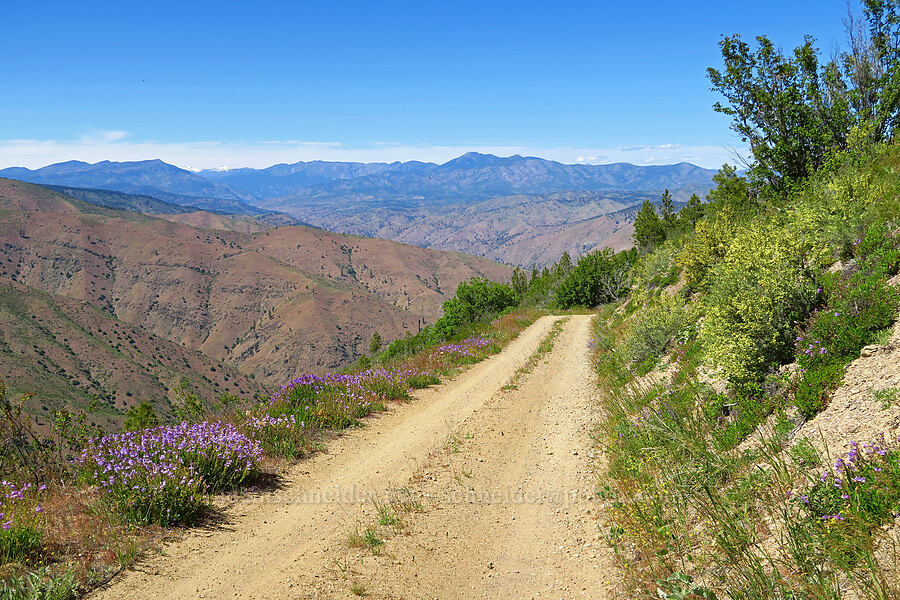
[92, 314, 616, 599]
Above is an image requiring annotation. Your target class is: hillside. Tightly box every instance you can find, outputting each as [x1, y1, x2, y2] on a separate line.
[290, 189, 661, 267]
[583, 139, 900, 597]
[0, 178, 511, 383]
[0, 159, 250, 205]
[0, 277, 264, 431]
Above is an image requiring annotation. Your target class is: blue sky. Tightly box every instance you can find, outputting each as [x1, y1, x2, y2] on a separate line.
[1, 0, 862, 169]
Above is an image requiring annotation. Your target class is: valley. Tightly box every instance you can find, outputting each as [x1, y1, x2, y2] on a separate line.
[1, 154, 716, 266]
[0, 178, 509, 421]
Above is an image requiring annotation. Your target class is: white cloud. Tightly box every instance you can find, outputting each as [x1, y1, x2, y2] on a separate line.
[79, 128, 130, 144]
[0, 137, 748, 170]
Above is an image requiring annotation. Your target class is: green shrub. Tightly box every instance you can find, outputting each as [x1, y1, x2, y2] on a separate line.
[678, 209, 738, 289]
[432, 278, 517, 340]
[701, 223, 819, 386]
[703, 389, 774, 451]
[242, 414, 309, 459]
[123, 401, 159, 432]
[624, 295, 689, 367]
[555, 248, 637, 309]
[0, 567, 76, 600]
[0, 525, 42, 566]
[0, 482, 46, 565]
[793, 362, 844, 418]
[803, 437, 900, 527]
[791, 222, 900, 416]
[630, 243, 679, 297]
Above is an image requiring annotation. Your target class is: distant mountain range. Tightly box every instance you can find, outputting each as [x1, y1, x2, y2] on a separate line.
[0, 159, 273, 217]
[202, 152, 716, 206]
[1, 153, 718, 265]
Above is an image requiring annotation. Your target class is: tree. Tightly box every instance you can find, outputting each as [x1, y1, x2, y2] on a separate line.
[369, 331, 383, 354]
[705, 164, 754, 215]
[123, 401, 159, 431]
[659, 189, 677, 231]
[679, 193, 705, 230]
[510, 267, 530, 299]
[845, 1, 900, 143]
[708, 34, 853, 192]
[633, 199, 666, 252]
[708, 3, 900, 192]
[554, 252, 574, 278]
[432, 278, 518, 340]
[555, 248, 638, 308]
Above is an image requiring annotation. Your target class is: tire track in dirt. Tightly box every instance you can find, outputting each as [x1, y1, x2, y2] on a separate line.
[90, 315, 571, 600]
[315, 314, 617, 599]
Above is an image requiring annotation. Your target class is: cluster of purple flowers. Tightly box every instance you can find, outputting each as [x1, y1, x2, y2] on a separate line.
[0, 481, 45, 531]
[78, 422, 262, 525]
[262, 366, 442, 432]
[799, 435, 900, 524]
[269, 366, 435, 409]
[243, 414, 302, 432]
[430, 336, 494, 360]
[795, 335, 828, 359]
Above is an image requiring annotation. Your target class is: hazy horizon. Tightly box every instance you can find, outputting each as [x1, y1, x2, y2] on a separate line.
[2, 0, 862, 171]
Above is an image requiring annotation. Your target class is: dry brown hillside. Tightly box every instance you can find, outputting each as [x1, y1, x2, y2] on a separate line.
[158, 211, 267, 233]
[289, 190, 644, 267]
[0, 178, 511, 383]
[0, 277, 264, 430]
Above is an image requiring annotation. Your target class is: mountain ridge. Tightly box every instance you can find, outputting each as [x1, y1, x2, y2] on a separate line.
[2, 154, 718, 207]
[0, 154, 717, 265]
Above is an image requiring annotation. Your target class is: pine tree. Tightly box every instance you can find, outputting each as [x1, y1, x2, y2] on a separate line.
[555, 252, 574, 278]
[369, 331, 383, 354]
[511, 267, 529, 298]
[679, 193, 705, 231]
[633, 199, 665, 252]
[659, 189, 677, 230]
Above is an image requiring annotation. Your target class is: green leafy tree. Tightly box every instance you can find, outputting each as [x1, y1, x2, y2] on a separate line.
[708, 3, 900, 192]
[432, 278, 518, 340]
[123, 401, 159, 432]
[708, 35, 853, 192]
[844, 1, 900, 143]
[555, 248, 637, 308]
